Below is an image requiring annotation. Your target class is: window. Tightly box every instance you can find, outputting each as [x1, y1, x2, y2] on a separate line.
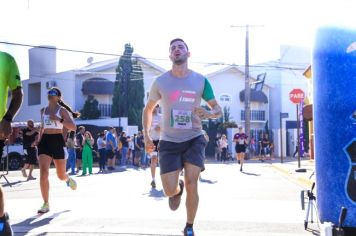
[241, 110, 266, 121]
[28, 83, 41, 105]
[219, 94, 231, 103]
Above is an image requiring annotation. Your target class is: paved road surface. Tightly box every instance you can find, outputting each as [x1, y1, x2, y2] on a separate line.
[3, 161, 319, 235]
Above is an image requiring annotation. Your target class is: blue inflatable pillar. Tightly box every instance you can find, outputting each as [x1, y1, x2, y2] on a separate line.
[313, 26, 356, 228]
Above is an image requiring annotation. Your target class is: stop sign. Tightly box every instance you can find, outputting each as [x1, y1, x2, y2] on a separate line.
[289, 89, 305, 104]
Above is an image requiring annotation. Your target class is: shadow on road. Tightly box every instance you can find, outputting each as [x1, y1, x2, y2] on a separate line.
[241, 171, 261, 176]
[199, 177, 218, 184]
[143, 188, 165, 200]
[2, 180, 25, 188]
[12, 210, 71, 233]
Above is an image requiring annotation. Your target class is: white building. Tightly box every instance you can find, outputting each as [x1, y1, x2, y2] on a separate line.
[16, 45, 309, 157]
[249, 45, 310, 157]
[17, 46, 166, 123]
[205, 65, 270, 131]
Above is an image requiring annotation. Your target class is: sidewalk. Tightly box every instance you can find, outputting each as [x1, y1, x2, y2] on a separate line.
[270, 157, 315, 189]
[205, 156, 315, 189]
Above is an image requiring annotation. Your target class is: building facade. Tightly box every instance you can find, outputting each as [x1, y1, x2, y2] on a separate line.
[16, 45, 311, 158]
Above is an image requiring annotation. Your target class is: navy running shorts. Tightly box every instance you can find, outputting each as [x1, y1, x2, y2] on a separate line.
[158, 135, 207, 175]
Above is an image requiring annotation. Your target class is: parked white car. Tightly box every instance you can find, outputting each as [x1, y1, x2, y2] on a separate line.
[1, 122, 40, 171]
[1, 144, 25, 171]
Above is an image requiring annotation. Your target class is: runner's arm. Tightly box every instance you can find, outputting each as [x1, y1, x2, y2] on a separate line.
[25, 129, 38, 136]
[194, 79, 222, 119]
[34, 109, 45, 145]
[206, 99, 223, 119]
[7, 87, 23, 117]
[3, 55, 23, 122]
[143, 99, 158, 138]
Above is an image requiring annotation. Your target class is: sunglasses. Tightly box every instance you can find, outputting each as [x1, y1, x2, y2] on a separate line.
[48, 90, 59, 97]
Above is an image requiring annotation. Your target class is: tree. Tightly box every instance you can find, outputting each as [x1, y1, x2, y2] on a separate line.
[112, 44, 144, 129]
[80, 95, 101, 120]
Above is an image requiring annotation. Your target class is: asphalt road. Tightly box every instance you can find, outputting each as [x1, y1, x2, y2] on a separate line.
[3, 161, 319, 236]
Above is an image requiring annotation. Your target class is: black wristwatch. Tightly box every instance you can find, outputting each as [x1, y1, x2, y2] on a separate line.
[60, 118, 64, 123]
[2, 114, 13, 122]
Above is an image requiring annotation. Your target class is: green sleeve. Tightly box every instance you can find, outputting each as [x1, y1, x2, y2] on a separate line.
[202, 78, 215, 101]
[8, 56, 21, 90]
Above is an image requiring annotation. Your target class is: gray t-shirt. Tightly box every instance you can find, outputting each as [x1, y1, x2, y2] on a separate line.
[148, 71, 215, 143]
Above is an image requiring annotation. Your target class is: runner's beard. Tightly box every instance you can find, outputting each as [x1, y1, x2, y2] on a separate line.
[173, 54, 188, 65]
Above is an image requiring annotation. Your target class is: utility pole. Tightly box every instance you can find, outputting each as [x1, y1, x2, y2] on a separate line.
[231, 24, 263, 139]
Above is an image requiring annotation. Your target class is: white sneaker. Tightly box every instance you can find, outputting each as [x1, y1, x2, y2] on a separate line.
[66, 177, 77, 190]
[37, 203, 50, 214]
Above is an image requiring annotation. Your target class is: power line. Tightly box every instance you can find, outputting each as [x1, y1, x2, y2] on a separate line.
[0, 41, 307, 70]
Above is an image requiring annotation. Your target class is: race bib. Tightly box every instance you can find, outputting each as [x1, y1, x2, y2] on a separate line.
[44, 117, 57, 127]
[239, 139, 245, 145]
[172, 109, 192, 129]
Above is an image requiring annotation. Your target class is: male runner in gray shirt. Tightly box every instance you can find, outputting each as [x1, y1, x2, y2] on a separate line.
[142, 38, 222, 236]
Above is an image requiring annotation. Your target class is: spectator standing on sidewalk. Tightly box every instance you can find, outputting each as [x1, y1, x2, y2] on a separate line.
[81, 131, 94, 176]
[269, 141, 275, 160]
[106, 127, 117, 171]
[66, 131, 76, 175]
[133, 133, 142, 167]
[21, 119, 39, 181]
[214, 134, 221, 161]
[219, 134, 228, 163]
[75, 126, 85, 173]
[120, 131, 129, 166]
[138, 131, 148, 168]
[128, 135, 135, 165]
[260, 134, 270, 162]
[97, 132, 106, 173]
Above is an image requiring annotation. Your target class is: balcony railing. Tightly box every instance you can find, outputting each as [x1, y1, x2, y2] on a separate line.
[98, 104, 112, 117]
[241, 110, 266, 121]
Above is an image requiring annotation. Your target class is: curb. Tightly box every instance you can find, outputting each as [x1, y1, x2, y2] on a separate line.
[270, 163, 314, 189]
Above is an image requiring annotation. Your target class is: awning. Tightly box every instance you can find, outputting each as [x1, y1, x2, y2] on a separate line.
[82, 78, 114, 95]
[239, 90, 268, 104]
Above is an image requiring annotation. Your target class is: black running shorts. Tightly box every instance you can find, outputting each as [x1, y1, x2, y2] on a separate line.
[235, 144, 246, 154]
[38, 134, 66, 159]
[158, 135, 207, 175]
[24, 147, 38, 165]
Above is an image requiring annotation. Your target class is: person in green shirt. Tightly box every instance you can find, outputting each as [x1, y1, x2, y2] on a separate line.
[0, 51, 24, 236]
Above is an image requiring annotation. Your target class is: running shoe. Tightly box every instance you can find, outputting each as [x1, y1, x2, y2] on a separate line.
[66, 177, 77, 190]
[21, 168, 27, 178]
[169, 180, 184, 211]
[37, 203, 50, 214]
[27, 176, 36, 181]
[1, 212, 13, 235]
[238, 160, 241, 164]
[184, 227, 195, 236]
[151, 180, 156, 189]
[240, 166, 243, 172]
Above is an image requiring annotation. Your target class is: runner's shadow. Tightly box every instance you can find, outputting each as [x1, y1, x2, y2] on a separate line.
[241, 171, 261, 176]
[12, 210, 70, 232]
[143, 188, 165, 200]
[199, 177, 218, 184]
[1, 180, 25, 187]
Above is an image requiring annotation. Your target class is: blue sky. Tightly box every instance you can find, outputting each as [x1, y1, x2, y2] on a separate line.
[0, 0, 355, 78]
